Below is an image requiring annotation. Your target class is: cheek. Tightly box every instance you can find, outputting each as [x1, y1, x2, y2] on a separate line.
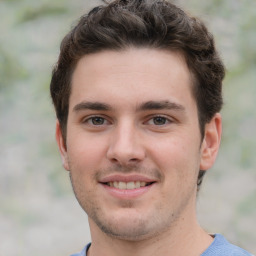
[148, 133, 201, 177]
[150, 136, 190, 163]
[151, 136, 200, 202]
[67, 132, 108, 172]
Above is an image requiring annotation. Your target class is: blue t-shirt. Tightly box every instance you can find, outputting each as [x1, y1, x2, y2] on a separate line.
[70, 234, 254, 256]
[201, 234, 253, 256]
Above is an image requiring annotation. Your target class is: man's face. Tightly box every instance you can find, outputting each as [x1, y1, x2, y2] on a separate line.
[56, 48, 220, 241]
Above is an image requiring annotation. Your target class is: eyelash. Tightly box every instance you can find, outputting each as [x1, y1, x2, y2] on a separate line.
[82, 115, 173, 127]
[82, 116, 110, 126]
[145, 115, 173, 126]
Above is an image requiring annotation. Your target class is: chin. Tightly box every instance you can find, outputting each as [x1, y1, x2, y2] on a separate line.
[99, 223, 154, 241]
[92, 210, 166, 241]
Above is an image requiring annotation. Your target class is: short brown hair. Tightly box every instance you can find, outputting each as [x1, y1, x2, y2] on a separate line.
[50, 0, 225, 189]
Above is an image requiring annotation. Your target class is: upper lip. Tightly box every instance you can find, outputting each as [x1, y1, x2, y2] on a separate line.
[99, 174, 157, 183]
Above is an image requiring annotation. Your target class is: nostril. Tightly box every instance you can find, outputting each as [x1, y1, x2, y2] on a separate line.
[106, 142, 146, 165]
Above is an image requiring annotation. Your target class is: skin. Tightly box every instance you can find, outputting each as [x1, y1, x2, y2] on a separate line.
[56, 48, 222, 256]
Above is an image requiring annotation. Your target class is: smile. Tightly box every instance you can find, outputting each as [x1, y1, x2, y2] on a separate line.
[100, 176, 156, 199]
[106, 181, 153, 190]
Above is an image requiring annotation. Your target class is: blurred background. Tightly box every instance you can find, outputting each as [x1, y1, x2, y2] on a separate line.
[0, 0, 255, 255]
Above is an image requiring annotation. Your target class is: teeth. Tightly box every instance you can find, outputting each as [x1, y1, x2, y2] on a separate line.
[127, 182, 135, 190]
[119, 181, 126, 190]
[140, 181, 146, 187]
[135, 181, 140, 189]
[108, 181, 149, 190]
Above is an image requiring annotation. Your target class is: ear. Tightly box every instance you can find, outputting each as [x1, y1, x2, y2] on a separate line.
[55, 120, 70, 171]
[200, 113, 222, 170]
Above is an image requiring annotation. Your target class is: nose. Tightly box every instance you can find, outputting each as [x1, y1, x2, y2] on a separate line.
[106, 121, 146, 166]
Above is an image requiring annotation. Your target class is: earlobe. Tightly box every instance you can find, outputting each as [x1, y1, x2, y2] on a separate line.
[55, 120, 70, 171]
[200, 113, 222, 170]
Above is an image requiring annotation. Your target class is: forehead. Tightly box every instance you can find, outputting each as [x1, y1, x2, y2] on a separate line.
[70, 48, 195, 110]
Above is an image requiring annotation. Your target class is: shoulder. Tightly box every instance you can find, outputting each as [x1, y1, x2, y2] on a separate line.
[70, 243, 91, 256]
[201, 234, 254, 256]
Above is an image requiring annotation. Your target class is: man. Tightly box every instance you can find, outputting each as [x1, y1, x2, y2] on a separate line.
[50, 0, 253, 255]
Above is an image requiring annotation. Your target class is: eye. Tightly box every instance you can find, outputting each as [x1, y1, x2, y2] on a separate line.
[84, 116, 108, 126]
[146, 116, 171, 126]
[91, 116, 105, 125]
[151, 116, 168, 125]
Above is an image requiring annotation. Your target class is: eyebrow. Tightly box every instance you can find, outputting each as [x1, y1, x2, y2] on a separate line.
[72, 100, 185, 113]
[137, 100, 185, 112]
[73, 101, 112, 112]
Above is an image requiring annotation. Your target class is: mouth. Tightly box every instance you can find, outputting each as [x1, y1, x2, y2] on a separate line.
[100, 175, 157, 199]
[104, 181, 155, 190]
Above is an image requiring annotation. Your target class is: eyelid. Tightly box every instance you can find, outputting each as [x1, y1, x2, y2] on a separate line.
[80, 114, 175, 126]
[144, 114, 174, 125]
[82, 115, 111, 125]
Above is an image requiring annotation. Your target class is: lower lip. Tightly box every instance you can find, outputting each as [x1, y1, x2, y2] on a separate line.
[101, 183, 154, 199]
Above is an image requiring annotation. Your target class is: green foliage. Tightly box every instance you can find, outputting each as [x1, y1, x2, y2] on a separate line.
[17, 4, 68, 23]
[0, 46, 27, 90]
